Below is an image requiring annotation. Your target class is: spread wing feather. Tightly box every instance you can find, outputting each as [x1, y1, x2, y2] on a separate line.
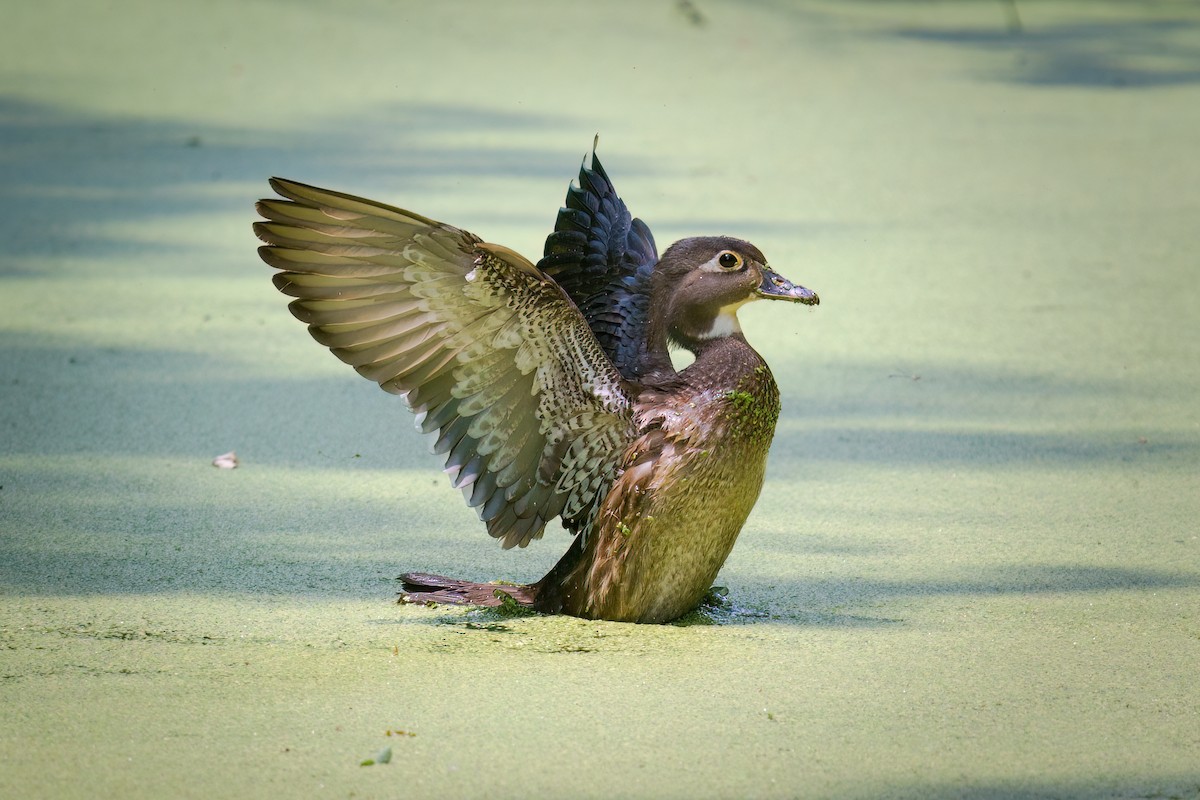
[536, 146, 659, 379]
[255, 178, 635, 548]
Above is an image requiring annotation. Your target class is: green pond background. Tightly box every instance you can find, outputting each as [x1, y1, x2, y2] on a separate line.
[2, 1, 1198, 798]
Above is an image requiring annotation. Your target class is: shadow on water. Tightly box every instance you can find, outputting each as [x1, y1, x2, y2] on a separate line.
[777, 424, 1192, 471]
[0, 93, 819, 277]
[897, 563, 1200, 596]
[2, 335, 1198, 610]
[738, 0, 1200, 89]
[0, 95, 596, 261]
[890, 15, 1200, 88]
[854, 777, 1200, 800]
[0, 94, 823, 269]
[2, 502, 1196, 617]
[3, 338, 1196, 469]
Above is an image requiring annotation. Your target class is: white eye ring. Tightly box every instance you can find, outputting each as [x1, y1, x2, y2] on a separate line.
[717, 251, 742, 270]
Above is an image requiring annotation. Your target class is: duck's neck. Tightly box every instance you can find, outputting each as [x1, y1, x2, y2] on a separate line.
[642, 315, 764, 390]
[640, 292, 751, 381]
[681, 332, 769, 388]
[638, 297, 676, 378]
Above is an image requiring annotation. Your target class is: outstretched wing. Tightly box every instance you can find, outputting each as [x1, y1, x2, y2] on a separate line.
[255, 178, 636, 548]
[536, 145, 659, 380]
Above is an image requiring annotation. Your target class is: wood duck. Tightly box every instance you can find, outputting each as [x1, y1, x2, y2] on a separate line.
[254, 144, 818, 623]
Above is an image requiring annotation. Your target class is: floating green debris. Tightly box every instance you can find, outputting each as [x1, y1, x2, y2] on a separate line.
[492, 589, 536, 617]
[360, 746, 392, 766]
[464, 621, 511, 632]
[702, 585, 731, 609]
[672, 586, 734, 626]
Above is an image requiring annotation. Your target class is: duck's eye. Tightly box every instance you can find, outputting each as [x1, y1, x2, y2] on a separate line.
[717, 251, 742, 270]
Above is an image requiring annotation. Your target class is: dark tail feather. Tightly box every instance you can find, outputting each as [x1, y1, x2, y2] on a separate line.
[398, 572, 537, 608]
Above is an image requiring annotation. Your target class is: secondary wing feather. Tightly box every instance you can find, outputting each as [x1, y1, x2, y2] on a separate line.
[255, 178, 636, 548]
[536, 145, 660, 379]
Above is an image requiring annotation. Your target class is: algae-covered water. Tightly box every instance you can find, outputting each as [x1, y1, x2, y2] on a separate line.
[2, 2, 1198, 798]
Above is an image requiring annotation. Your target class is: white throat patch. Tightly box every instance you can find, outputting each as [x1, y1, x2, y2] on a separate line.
[697, 299, 753, 340]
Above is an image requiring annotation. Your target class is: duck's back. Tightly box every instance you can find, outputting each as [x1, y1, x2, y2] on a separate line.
[534, 336, 781, 622]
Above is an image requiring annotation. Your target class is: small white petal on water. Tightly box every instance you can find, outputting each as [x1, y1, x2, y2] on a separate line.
[212, 451, 239, 469]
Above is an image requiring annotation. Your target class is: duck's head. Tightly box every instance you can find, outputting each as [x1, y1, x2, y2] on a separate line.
[653, 236, 818, 351]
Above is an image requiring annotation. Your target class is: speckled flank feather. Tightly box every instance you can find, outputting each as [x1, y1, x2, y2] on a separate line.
[255, 178, 635, 548]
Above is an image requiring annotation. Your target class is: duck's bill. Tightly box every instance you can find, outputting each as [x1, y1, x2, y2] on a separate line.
[757, 267, 819, 305]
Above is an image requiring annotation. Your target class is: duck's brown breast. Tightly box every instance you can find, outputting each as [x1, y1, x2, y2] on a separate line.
[546, 356, 782, 623]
